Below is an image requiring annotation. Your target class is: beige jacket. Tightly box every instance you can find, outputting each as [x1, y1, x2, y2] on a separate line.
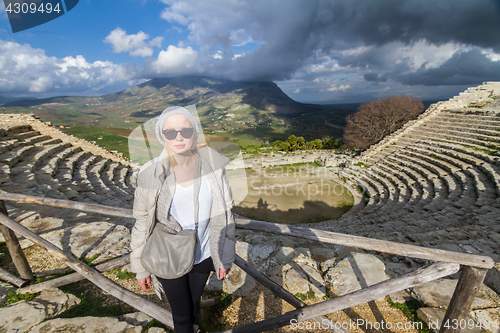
[130, 146, 236, 286]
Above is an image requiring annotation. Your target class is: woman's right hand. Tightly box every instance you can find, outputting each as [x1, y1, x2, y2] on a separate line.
[138, 276, 151, 291]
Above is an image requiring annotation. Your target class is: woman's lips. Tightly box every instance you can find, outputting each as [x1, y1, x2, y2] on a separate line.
[174, 144, 185, 148]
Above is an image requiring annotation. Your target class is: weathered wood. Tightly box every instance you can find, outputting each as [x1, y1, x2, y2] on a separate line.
[234, 218, 494, 269]
[439, 266, 488, 333]
[217, 262, 460, 333]
[19, 254, 131, 294]
[1, 194, 493, 269]
[0, 266, 30, 287]
[0, 193, 132, 218]
[235, 255, 347, 333]
[0, 213, 174, 329]
[34, 267, 72, 277]
[0, 200, 33, 282]
[235, 255, 304, 308]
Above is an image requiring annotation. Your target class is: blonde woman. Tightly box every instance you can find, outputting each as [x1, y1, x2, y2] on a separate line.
[130, 106, 235, 332]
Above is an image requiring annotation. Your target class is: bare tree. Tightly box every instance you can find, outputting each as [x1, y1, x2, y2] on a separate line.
[344, 95, 424, 149]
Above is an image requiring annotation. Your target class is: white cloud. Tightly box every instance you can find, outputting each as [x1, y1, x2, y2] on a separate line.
[324, 84, 351, 92]
[104, 28, 163, 57]
[149, 45, 201, 75]
[0, 39, 140, 97]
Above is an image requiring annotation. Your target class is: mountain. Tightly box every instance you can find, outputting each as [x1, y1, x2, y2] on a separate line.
[0, 95, 37, 106]
[0, 76, 352, 146]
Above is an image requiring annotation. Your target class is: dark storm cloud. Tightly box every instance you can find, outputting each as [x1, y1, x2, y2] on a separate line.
[364, 73, 388, 82]
[162, 0, 500, 84]
[397, 49, 500, 86]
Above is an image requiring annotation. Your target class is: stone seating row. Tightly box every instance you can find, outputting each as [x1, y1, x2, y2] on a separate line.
[0, 126, 134, 207]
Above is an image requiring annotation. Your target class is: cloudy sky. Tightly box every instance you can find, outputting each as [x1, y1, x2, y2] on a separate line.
[1, 0, 500, 103]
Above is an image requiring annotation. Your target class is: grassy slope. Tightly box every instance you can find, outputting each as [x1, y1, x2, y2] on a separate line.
[0, 76, 355, 157]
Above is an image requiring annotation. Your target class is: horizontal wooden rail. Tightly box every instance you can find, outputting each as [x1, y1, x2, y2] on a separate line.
[234, 218, 494, 269]
[0, 266, 30, 287]
[0, 211, 174, 329]
[0, 192, 494, 269]
[0, 193, 133, 218]
[18, 254, 130, 294]
[217, 262, 460, 333]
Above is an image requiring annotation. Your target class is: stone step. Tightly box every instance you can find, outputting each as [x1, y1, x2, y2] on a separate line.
[0, 145, 37, 167]
[424, 122, 500, 140]
[0, 139, 19, 154]
[431, 118, 500, 132]
[410, 127, 500, 149]
[10, 130, 40, 141]
[19, 134, 52, 146]
[38, 146, 83, 178]
[54, 150, 90, 183]
[450, 171, 478, 209]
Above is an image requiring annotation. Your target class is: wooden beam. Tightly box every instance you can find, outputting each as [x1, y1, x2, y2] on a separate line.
[18, 254, 130, 294]
[234, 218, 494, 269]
[216, 262, 459, 333]
[234, 255, 304, 308]
[0, 213, 174, 329]
[0, 193, 132, 218]
[439, 266, 488, 333]
[0, 193, 493, 269]
[0, 266, 30, 287]
[0, 200, 33, 282]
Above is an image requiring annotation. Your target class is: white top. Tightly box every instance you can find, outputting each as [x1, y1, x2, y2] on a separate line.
[170, 175, 213, 265]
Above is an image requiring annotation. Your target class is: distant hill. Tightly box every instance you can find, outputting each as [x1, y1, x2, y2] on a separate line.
[0, 76, 353, 149]
[0, 95, 37, 106]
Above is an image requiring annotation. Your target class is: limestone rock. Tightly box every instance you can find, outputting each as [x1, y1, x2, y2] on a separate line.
[297, 262, 326, 298]
[148, 328, 168, 333]
[0, 288, 80, 333]
[273, 246, 295, 263]
[412, 279, 499, 310]
[284, 267, 309, 295]
[417, 307, 485, 333]
[29, 316, 142, 333]
[325, 252, 390, 296]
[471, 308, 500, 333]
[0, 281, 15, 306]
[223, 263, 256, 296]
[119, 312, 153, 327]
[310, 247, 337, 263]
[249, 244, 274, 262]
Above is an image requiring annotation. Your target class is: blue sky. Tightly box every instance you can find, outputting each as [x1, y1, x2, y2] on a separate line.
[1, 0, 500, 103]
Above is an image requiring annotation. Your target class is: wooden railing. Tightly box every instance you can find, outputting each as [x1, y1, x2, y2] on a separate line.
[0, 192, 494, 333]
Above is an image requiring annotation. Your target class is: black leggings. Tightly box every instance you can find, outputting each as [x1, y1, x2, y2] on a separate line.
[157, 257, 214, 333]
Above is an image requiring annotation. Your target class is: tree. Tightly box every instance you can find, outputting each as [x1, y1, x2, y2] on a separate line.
[322, 136, 343, 149]
[344, 94, 424, 149]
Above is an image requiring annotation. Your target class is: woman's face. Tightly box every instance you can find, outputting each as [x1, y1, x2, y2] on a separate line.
[162, 114, 195, 155]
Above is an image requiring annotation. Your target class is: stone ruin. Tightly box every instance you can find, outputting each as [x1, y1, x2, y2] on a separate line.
[1, 83, 500, 331]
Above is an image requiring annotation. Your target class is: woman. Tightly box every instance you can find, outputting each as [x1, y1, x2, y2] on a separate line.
[130, 106, 236, 333]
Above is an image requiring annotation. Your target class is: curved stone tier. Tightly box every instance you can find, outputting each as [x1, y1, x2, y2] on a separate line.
[311, 83, 500, 280]
[0, 114, 135, 263]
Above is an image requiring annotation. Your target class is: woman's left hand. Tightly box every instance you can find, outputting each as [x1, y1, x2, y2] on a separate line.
[218, 268, 230, 280]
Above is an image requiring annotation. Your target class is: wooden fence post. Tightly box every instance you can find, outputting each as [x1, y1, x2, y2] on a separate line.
[439, 266, 488, 333]
[0, 200, 33, 282]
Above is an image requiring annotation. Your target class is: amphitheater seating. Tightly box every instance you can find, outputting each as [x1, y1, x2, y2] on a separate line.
[0, 124, 134, 211]
[316, 82, 500, 263]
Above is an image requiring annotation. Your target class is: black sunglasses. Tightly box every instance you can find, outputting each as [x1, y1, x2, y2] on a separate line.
[162, 128, 195, 140]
